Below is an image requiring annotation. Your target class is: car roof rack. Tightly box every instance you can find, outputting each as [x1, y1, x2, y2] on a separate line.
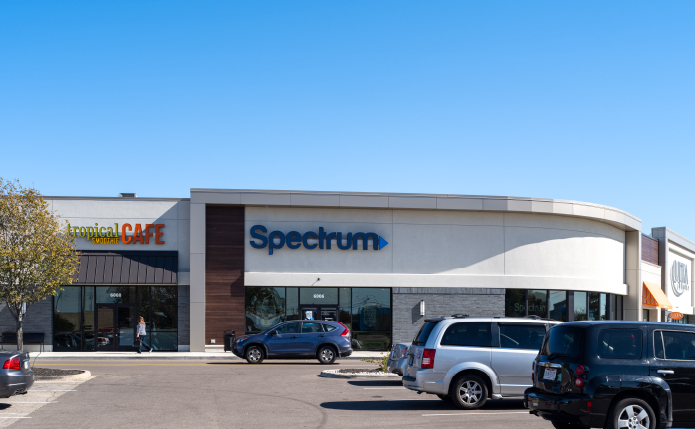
[451, 314, 469, 318]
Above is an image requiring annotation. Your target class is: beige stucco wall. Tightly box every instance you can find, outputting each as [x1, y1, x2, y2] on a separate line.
[244, 207, 627, 294]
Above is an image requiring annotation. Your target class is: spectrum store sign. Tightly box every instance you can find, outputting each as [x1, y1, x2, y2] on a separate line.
[250, 225, 388, 255]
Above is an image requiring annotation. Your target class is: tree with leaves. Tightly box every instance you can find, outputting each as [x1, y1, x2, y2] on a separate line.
[0, 179, 79, 350]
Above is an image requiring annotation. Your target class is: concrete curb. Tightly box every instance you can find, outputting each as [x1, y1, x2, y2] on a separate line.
[34, 370, 92, 381]
[320, 369, 400, 379]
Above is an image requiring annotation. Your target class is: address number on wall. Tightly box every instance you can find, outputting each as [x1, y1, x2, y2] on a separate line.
[313, 294, 324, 299]
[110, 293, 122, 298]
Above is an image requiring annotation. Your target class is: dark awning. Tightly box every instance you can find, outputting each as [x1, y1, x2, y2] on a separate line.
[73, 251, 178, 285]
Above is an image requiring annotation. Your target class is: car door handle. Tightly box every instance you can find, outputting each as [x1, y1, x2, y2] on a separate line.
[318, 335, 325, 337]
[290, 336, 298, 339]
[657, 370, 675, 375]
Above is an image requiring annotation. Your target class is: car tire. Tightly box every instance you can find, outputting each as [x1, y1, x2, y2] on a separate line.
[437, 394, 451, 402]
[317, 346, 337, 364]
[605, 397, 656, 429]
[449, 374, 488, 409]
[245, 345, 264, 364]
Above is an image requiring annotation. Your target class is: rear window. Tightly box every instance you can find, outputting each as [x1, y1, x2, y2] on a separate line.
[542, 326, 583, 358]
[440, 322, 493, 347]
[413, 321, 439, 346]
[500, 324, 546, 350]
[323, 324, 338, 332]
[598, 329, 642, 359]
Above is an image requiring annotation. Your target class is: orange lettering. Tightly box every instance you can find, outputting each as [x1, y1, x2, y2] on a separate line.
[122, 224, 133, 244]
[155, 224, 165, 244]
[144, 224, 154, 244]
[133, 224, 144, 244]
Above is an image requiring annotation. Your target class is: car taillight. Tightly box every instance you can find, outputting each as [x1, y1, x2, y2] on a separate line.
[401, 346, 409, 359]
[587, 401, 592, 414]
[421, 349, 436, 369]
[575, 365, 586, 376]
[338, 322, 350, 337]
[2, 358, 20, 370]
[575, 377, 585, 388]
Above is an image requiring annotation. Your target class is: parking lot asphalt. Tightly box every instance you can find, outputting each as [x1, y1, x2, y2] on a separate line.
[5, 359, 554, 429]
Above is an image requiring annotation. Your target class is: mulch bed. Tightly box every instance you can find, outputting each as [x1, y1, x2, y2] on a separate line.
[32, 368, 86, 377]
[335, 368, 389, 375]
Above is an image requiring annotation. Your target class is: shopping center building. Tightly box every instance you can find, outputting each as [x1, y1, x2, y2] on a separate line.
[1, 188, 692, 352]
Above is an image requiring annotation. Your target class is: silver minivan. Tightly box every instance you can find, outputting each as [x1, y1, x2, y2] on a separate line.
[403, 315, 558, 409]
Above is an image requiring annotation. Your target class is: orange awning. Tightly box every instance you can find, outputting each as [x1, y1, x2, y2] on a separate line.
[643, 281, 673, 310]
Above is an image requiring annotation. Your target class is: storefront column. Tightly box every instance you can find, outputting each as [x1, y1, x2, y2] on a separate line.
[624, 230, 642, 321]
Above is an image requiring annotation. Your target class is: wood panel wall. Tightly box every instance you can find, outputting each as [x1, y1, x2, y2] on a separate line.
[205, 206, 245, 344]
[641, 234, 659, 266]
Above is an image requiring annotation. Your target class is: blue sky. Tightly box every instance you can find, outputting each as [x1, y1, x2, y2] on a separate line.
[2, 1, 694, 238]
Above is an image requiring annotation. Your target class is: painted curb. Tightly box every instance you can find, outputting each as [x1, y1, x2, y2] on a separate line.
[320, 369, 400, 379]
[34, 370, 92, 381]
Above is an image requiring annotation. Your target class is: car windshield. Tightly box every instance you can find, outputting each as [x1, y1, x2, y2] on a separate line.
[412, 321, 439, 346]
[541, 326, 583, 358]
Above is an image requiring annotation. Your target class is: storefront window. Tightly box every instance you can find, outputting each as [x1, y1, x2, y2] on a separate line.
[588, 292, 600, 320]
[54, 286, 82, 352]
[548, 291, 568, 322]
[600, 293, 608, 320]
[245, 287, 286, 333]
[286, 288, 299, 321]
[505, 289, 526, 317]
[352, 332, 391, 351]
[82, 287, 95, 351]
[339, 288, 351, 329]
[528, 290, 548, 318]
[96, 286, 136, 304]
[351, 288, 391, 332]
[574, 292, 587, 321]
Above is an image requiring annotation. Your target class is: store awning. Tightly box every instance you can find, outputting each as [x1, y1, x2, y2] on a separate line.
[643, 281, 672, 309]
[72, 251, 178, 285]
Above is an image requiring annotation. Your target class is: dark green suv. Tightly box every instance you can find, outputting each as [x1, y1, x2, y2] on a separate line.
[525, 321, 695, 429]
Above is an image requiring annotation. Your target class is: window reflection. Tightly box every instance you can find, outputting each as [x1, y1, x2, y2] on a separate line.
[548, 291, 568, 322]
[351, 288, 391, 332]
[245, 287, 286, 333]
[528, 290, 548, 318]
[505, 289, 526, 317]
[574, 292, 587, 321]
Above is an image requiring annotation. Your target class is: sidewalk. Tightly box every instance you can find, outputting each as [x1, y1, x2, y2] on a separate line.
[29, 350, 386, 361]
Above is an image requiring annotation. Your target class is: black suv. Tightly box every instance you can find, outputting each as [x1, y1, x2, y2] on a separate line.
[525, 321, 695, 429]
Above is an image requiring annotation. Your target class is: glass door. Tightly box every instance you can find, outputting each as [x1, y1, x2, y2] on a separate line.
[320, 308, 338, 321]
[116, 306, 136, 351]
[96, 305, 116, 351]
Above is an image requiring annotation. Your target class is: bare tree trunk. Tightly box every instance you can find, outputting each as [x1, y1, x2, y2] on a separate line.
[16, 316, 23, 351]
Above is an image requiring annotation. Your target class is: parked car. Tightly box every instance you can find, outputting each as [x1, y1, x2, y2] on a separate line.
[0, 351, 34, 398]
[525, 321, 695, 429]
[387, 343, 410, 375]
[232, 320, 353, 364]
[403, 315, 558, 409]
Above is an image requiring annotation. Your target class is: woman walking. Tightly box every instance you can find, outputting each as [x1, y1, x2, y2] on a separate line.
[136, 316, 153, 354]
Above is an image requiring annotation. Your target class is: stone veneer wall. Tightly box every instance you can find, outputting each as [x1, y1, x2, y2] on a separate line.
[178, 285, 190, 351]
[392, 287, 505, 344]
[0, 299, 53, 348]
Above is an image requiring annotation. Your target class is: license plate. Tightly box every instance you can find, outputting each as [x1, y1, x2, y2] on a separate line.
[543, 368, 557, 381]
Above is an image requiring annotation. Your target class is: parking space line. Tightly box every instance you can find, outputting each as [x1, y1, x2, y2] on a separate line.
[30, 390, 76, 392]
[3, 402, 57, 404]
[422, 411, 529, 416]
[0, 417, 31, 419]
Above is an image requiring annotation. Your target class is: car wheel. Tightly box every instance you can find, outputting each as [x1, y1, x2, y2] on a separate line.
[317, 346, 337, 364]
[606, 397, 655, 429]
[437, 394, 451, 402]
[450, 375, 488, 409]
[245, 346, 264, 364]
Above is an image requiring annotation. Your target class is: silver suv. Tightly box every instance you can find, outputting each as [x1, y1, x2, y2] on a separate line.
[403, 315, 558, 409]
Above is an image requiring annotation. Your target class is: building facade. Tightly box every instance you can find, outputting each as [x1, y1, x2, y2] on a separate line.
[1, 188, 691, 352]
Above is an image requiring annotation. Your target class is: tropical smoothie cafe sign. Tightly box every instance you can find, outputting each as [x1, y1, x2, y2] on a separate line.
[67, 223, 165, 245]
[250, 225, 388, 255]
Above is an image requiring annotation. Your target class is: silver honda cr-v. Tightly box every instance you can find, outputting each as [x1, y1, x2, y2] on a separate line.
[403, 315, 558, 409]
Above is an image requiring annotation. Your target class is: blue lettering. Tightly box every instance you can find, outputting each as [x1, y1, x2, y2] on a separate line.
[336, 232, 352, 250]
[303, 231, 318, 249]
[268, 231, 285, 255]
[352, 232, 379, 250]
[318, 227, 326, 249]
[325, 232, 336, 249]
[286, 231, 302, 249]
[249, 225, 268, 249]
